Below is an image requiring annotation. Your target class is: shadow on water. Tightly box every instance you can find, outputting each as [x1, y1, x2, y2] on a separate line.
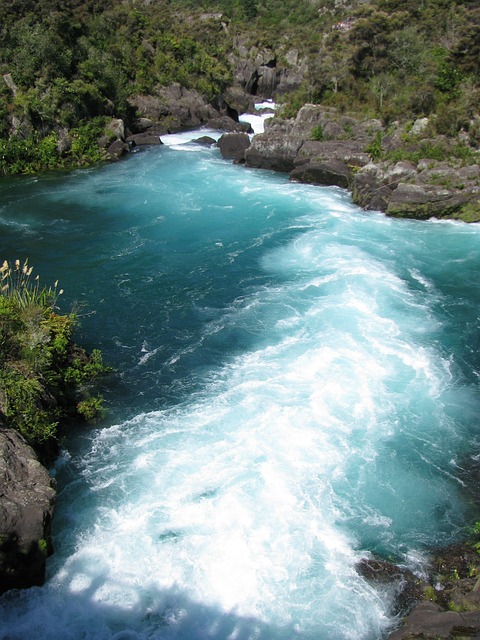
[0, 575, 308, 640]
[8, 461, 288, 640]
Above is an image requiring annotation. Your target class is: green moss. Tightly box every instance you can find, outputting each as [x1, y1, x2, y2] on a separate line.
[423, 585, 437, 601]
[37, 539, 48, 555]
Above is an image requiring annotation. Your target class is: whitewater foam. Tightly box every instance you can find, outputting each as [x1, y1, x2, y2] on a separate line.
[1, 133, 480, 640]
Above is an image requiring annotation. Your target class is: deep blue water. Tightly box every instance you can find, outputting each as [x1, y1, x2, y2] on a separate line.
[0, 131, 479, 640]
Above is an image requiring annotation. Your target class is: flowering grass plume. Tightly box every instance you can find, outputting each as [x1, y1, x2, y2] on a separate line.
[1, 259, 64, 309]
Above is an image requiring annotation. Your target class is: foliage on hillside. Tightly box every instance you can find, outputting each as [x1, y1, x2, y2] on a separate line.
[0, 0, 478, 175]
[280, 0, 479, 142]
[0, 259, 109, 455]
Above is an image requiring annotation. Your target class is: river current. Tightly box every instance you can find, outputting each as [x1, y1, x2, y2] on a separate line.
[0, 125, 480, 640]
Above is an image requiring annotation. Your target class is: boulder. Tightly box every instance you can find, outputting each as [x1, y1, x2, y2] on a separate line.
[294, 140, 371, 168]
[0, 428, 56, 594]
[383, 161, 418, 186]
[352, 163, 394, 211]
[220, 85, 254, 117]
[245, 132, 304, 172]
[106, 118, 125, 141]
[126, 132, 163, 146]
[386, 183, 471, 219]
[128, 84, 219, 132]
[218, 132, 251, 162]
[410, 117, 430, 136]
[290, 160, 352, 189]
[131, 117, 155, 133]
[205, 116, 253, 133]
[387, 601, 480, 639]
[193, 136, 217, 146]
[357, 557, 426, 616]
[106, 139, 129, 161]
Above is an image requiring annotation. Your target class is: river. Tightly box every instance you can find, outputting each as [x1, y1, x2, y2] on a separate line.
[0, 124, 479, 640]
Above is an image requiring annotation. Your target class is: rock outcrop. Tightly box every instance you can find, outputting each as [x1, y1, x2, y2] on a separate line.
[389, 601, 480, 640]
[128, 84, 219, 133]
[228, 38, 307, 100]
[245, 131, 304, 172]
[0, 428, 56, 594]
[232, 104, 480, 222]
[218, 132, 251, 163]
[358, 543, 480, 640]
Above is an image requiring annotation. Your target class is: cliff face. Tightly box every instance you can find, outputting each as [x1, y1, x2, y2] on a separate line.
[0, 427, 56, 594]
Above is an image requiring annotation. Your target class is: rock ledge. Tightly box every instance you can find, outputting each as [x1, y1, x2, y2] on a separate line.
[0, 428, 56, 594]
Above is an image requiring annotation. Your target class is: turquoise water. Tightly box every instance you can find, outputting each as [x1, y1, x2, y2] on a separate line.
[0, 134, 480, 640]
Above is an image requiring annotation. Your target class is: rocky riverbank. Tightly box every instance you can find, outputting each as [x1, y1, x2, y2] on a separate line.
[218, 103, 480, 223]
[0, 427, 56, 594]
[100, 96, 480, 222]
[358, 542, 480, 639]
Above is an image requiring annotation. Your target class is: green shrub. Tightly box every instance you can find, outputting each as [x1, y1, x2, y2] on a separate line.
[311, 125, 324, 141]
[0, 260, 109, 449]
[77, 396, 105, 422]
[365, 130, 383, 160]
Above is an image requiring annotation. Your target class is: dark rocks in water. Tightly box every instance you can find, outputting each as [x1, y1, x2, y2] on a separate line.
[205, 116, 253, 134]
[219, 85, 254, 120]
[126, 132, 163, 146]
[218, 132, 251, 163]
[0, 428, 56, 594]
[384, 543, 480, 639]
[352, 163, 395, 212]
[388, 601, 480, 639]
[241, 103, 480, 221]
[356, 557, 426, 617]
[245, 132, 304, 173]
[192, 136, 217, 146]
[291, 160, 352, 189]
[386, 183, 472, 220]
[106, 139, 130, 161]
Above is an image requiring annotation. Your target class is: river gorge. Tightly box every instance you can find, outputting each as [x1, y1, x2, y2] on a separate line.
[1, 125, 480, 640]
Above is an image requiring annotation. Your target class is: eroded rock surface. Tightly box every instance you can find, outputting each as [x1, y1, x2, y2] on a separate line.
[0, 428, 56, 594]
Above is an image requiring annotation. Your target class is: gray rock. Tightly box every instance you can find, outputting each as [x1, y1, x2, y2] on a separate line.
[295, 140, 371, 168]
[383, 161, 418, 186]
[128, 84, 218, 132]
[0, 428, 56, 594]
[132, 117, 155, 133]
[106, 118, 125, 141]
[56, 128, 72, 156]
[386, 183, 470, 219]
[245, 133, 304, 172]
[218, 133, 251, 162]
[126, 132, 163, 146]
[411, 117, 430, 136]
[205, 116, 253, 133]
[387, 601, 480, 639]
[3, 73, 18, 96]
[221, 85, 254, 117]
[352, 163, 394, 211]
[290, 160, 352, 189]
[106, 139, 129, 161]
[193, 136, 217, 146]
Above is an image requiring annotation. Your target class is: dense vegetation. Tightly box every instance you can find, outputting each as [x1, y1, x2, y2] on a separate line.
[0, 260, 108, 458]
[0, 0, 478, 172]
